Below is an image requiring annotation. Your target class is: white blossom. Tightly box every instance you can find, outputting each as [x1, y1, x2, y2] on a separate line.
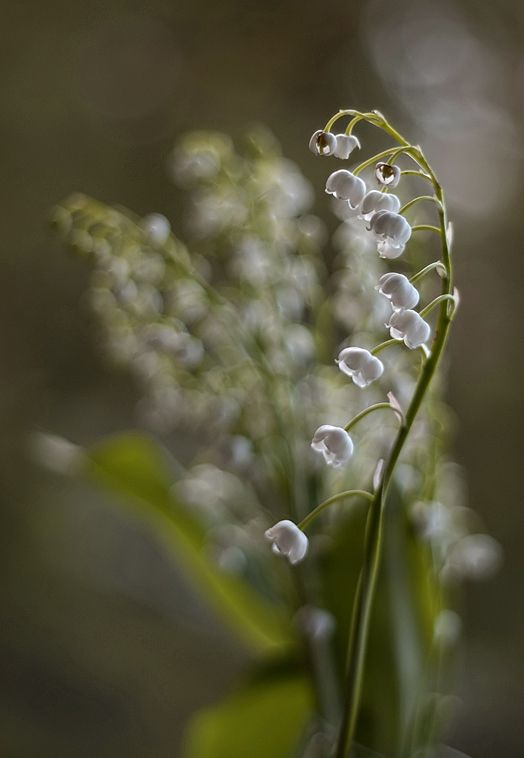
[311, 425, 354, 467]
[388, 309, 431, 349]
[370, 210, 412, 259]
[336, 347, 384, 388]
[142, 213, 171, 246]
[377, 272, 419, 310]
[375, 162, 401, 187]
[265, 520, 308, 564]
[333, 133, 360, 159]
[359, 190, 400, 222]
[309, 130, 337, 156]
[325, 170, 366, 209]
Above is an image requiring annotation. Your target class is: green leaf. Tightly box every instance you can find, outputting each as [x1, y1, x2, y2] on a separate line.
[183, 675, 313, 758]
[84, 432, 293, 655]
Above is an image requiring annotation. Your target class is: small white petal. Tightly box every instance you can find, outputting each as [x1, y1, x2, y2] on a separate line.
[388, 310, 430, 349]
[325, 170, 367, 208]
[333, 133, 360, 160]
[142, 213, 171, 246]
[336, 347, 384, 388]
[371, 211, 412, 258]
[375, 162, 401, 187]
[311, 425, 354, 468]
[377, 272, 419, 310]
[309, 130, 337, 156]
[359, 190, 401, 222]
[265, 520, 308, 564]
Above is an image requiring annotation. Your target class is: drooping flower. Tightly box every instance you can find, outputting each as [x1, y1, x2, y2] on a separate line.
[377, 272, 419, 310]
[333, 133, 360, 159]
[359, 190, 400, 222]
[370, 210, 412, 259]
[336, 347, 384, 388]
[264, 520, 308, 564]
[388, 309, 430, 349]
[325, 170, 366, 209]
[375, 162, 401, 187]
[309, 130, 337, 156]
[311, 425, 354, 467]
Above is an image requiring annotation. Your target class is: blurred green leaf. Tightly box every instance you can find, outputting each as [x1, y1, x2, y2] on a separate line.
[84, 432, 294, 655]
[183, 674, 312, 758]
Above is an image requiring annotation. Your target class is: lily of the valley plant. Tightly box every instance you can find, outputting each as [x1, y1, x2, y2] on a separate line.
[49, 110, 500, 758]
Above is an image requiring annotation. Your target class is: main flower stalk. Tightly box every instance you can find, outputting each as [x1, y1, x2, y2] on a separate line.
[326, 111, 454, 758]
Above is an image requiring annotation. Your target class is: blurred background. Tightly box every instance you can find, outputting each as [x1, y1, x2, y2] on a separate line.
[1, 0, 523, 755]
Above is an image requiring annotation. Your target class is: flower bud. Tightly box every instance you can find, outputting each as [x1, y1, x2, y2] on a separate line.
[336, 347, 384, 388]
[377, 272, 419, 310]
[375, 162, 401, 187]
[325, 170, 366, 209]
[370, 210, 412, 259]
[142, 213, 171, 246]
[388, 309, 430, 349]
[311, 425, 354, 468]
[265, 520, 308, 564]
[359, 190, 400, 222]
[309, 130, 337, 156]
[333, 133, 360, 159]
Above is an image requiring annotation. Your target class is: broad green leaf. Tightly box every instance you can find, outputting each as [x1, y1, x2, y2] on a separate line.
[84, 432, 293, 655]
[317, 488, 441, 757]
[183, 675, 313, 758]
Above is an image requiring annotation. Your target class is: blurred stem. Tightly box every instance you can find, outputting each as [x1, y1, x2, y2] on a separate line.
[333, 112, 454, 758]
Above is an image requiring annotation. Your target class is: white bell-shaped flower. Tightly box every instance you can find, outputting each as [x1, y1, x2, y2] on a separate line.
[311, 425, 354, 468]
[388, 309, 430, 349]
[359, 190, 400, 222]
[309, 130, 337, 156]
[265, 520, 308, 565]
[336, 347, 384, 388]
[325, 170, 366, 209]
[375, 162, 401, 187]
[377, 272, 419, 310]
[370, 210, 412, 259]
[333, 133, 360, 159]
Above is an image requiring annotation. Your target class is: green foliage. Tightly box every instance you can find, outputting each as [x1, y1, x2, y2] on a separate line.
[85, 432, 294, 655]
[183, 674, 313, 758]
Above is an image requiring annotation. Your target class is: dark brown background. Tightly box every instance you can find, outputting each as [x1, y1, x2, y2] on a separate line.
[1, 1, 522, 755]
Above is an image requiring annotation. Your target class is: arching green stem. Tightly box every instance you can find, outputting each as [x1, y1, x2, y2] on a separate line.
[411, 224, 442, 235]
[344, 402, 403, 433]
[419, 293, 457, 319]
[298, 490, 373, 531]
[370, 338, 399, 356]
[333, 111, 454, 758]
[400, 195, 441, 215]
[410, 261, 447, 285]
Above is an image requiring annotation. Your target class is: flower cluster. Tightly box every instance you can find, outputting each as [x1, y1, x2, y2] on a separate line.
[265, 119, 455, 565]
